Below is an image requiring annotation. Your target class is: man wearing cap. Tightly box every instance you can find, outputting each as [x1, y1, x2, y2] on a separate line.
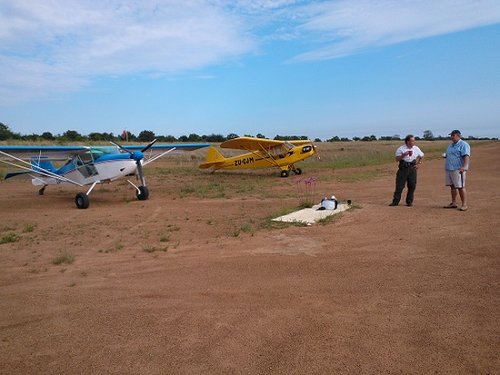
[389, 134, 424, 207]
[443, 130, 470, 211]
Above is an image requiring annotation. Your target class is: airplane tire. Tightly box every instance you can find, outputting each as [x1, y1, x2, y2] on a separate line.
[137, 186, 149, 200]
[75, 192, 90, 209]
[280, 170, 289, 178]
[293, 168, 302, 175]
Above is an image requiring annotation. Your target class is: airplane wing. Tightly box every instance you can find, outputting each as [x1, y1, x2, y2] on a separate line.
[220, 137, 314, 151]
[123, 143, 209, 166]
[220, 137, 287, 151]
[289, 140, 314, 146]
[0, 145, 89, 185]
[0, 145, 89, 160]
[124, 143, 209, 154]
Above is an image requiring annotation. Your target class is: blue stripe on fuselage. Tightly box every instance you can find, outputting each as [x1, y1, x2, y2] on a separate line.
[93, 153, 131, 162]
[55, 156, 134, 176]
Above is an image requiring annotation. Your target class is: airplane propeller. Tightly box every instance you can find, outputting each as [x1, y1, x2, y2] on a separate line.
[110, 139, 157, 161]
[109, 139, 158, 200]
[140, 138, 157, 152]
[314, 144, 321, 160]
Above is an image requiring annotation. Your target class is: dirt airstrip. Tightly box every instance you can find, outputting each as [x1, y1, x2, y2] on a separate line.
[0, 142, 499, 374]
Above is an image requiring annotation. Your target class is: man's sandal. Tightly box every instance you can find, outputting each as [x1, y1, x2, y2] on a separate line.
[459, 206, 468, 211]
[443, 203, 458, 208]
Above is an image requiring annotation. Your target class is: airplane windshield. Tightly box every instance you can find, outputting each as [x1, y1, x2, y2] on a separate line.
[90, 146, 121, 157]
[80, 151, 94, 164]
[74, 155, 98, 178]
[268, 143, 292, 159]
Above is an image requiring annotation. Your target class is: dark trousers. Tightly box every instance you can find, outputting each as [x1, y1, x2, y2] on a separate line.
[392, 164, 417, 205]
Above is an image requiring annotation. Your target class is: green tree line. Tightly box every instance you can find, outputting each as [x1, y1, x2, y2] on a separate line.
[1, 123, 497, 143]
[0, 122, 314, 143]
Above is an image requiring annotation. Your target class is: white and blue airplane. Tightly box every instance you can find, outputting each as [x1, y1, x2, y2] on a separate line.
[0, 140, 208, 209]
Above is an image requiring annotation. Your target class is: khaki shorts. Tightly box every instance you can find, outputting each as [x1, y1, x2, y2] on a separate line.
[445, 170, 466, 188]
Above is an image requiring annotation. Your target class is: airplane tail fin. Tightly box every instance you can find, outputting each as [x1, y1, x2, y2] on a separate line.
[199, 147, 226, 169]
[4, 158, 57, 180]
[5, 171, 31, 179]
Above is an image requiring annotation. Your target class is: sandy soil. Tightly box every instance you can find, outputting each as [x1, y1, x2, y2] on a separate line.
[0, 142, 499, 374]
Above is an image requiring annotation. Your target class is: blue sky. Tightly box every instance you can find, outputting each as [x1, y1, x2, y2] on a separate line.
[1, 0, 500, 140]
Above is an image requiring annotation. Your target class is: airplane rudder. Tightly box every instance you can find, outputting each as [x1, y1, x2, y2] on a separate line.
[206, 146, 225, 162]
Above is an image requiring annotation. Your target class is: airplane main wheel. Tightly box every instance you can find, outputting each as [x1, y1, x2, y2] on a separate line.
[75, 192, 90, 209]
[293, 168, 302, 175]
[280, 170, 289, 178]
[136, 186, 149, 200]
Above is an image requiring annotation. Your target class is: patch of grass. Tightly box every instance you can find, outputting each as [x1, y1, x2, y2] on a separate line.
[229, 229, 240, 237]
[180, 185, 196, 195]
[292, 220, 311, 227]
[52, 251, 75, 265]
[298, 202, 314, 209]
[0, 225, 17, 233]
[317, 201, 361, 225]
[143, 245, 168, 253]
[267, 206, 300, 219]
[180, 181, 226, 198]
[317, 213, 343, 225]
[240, 223, 252, 233]
[306, 140, 462, 173]
[0, 232, 19, 244]
[260, 206, 310, 229]
[348, 202, 362, 210]
[99, 242, 124, 254]
[159, 234, 170, 242]
[23, 224, 36, 233]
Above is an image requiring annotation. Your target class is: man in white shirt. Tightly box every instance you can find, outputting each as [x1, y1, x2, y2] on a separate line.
[389, 135, 425, 207]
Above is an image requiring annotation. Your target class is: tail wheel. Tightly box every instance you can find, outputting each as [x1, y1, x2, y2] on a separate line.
[280, 170, 289, 178]
[75, 192, 90, 209]
[293, 168, 302, 175]
[136, 186, 149, 200]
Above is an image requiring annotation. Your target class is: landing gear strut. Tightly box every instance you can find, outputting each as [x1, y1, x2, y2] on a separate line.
[281, 165, 302, 177]
[38, 185, 47, 195]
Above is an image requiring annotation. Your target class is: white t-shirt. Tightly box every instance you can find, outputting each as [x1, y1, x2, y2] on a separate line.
[395, 145, 424, 162]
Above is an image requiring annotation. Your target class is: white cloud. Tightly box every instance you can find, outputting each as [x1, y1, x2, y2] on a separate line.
[1, 0, 500, 104]
[0, 0, 255, 104]
[291, 0, 500, 61]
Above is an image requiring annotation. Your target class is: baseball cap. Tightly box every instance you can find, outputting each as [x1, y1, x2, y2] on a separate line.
[449, 130, 461, 136]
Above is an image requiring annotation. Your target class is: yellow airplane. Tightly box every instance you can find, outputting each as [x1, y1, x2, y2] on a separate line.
[199, 136, 317, 177]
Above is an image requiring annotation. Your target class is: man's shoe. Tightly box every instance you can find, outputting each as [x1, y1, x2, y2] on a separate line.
[459, 206, 468, 211]
[389, 202, 398, 206]
[406, 203, 413, 207]
[443, 203, 458, 209]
